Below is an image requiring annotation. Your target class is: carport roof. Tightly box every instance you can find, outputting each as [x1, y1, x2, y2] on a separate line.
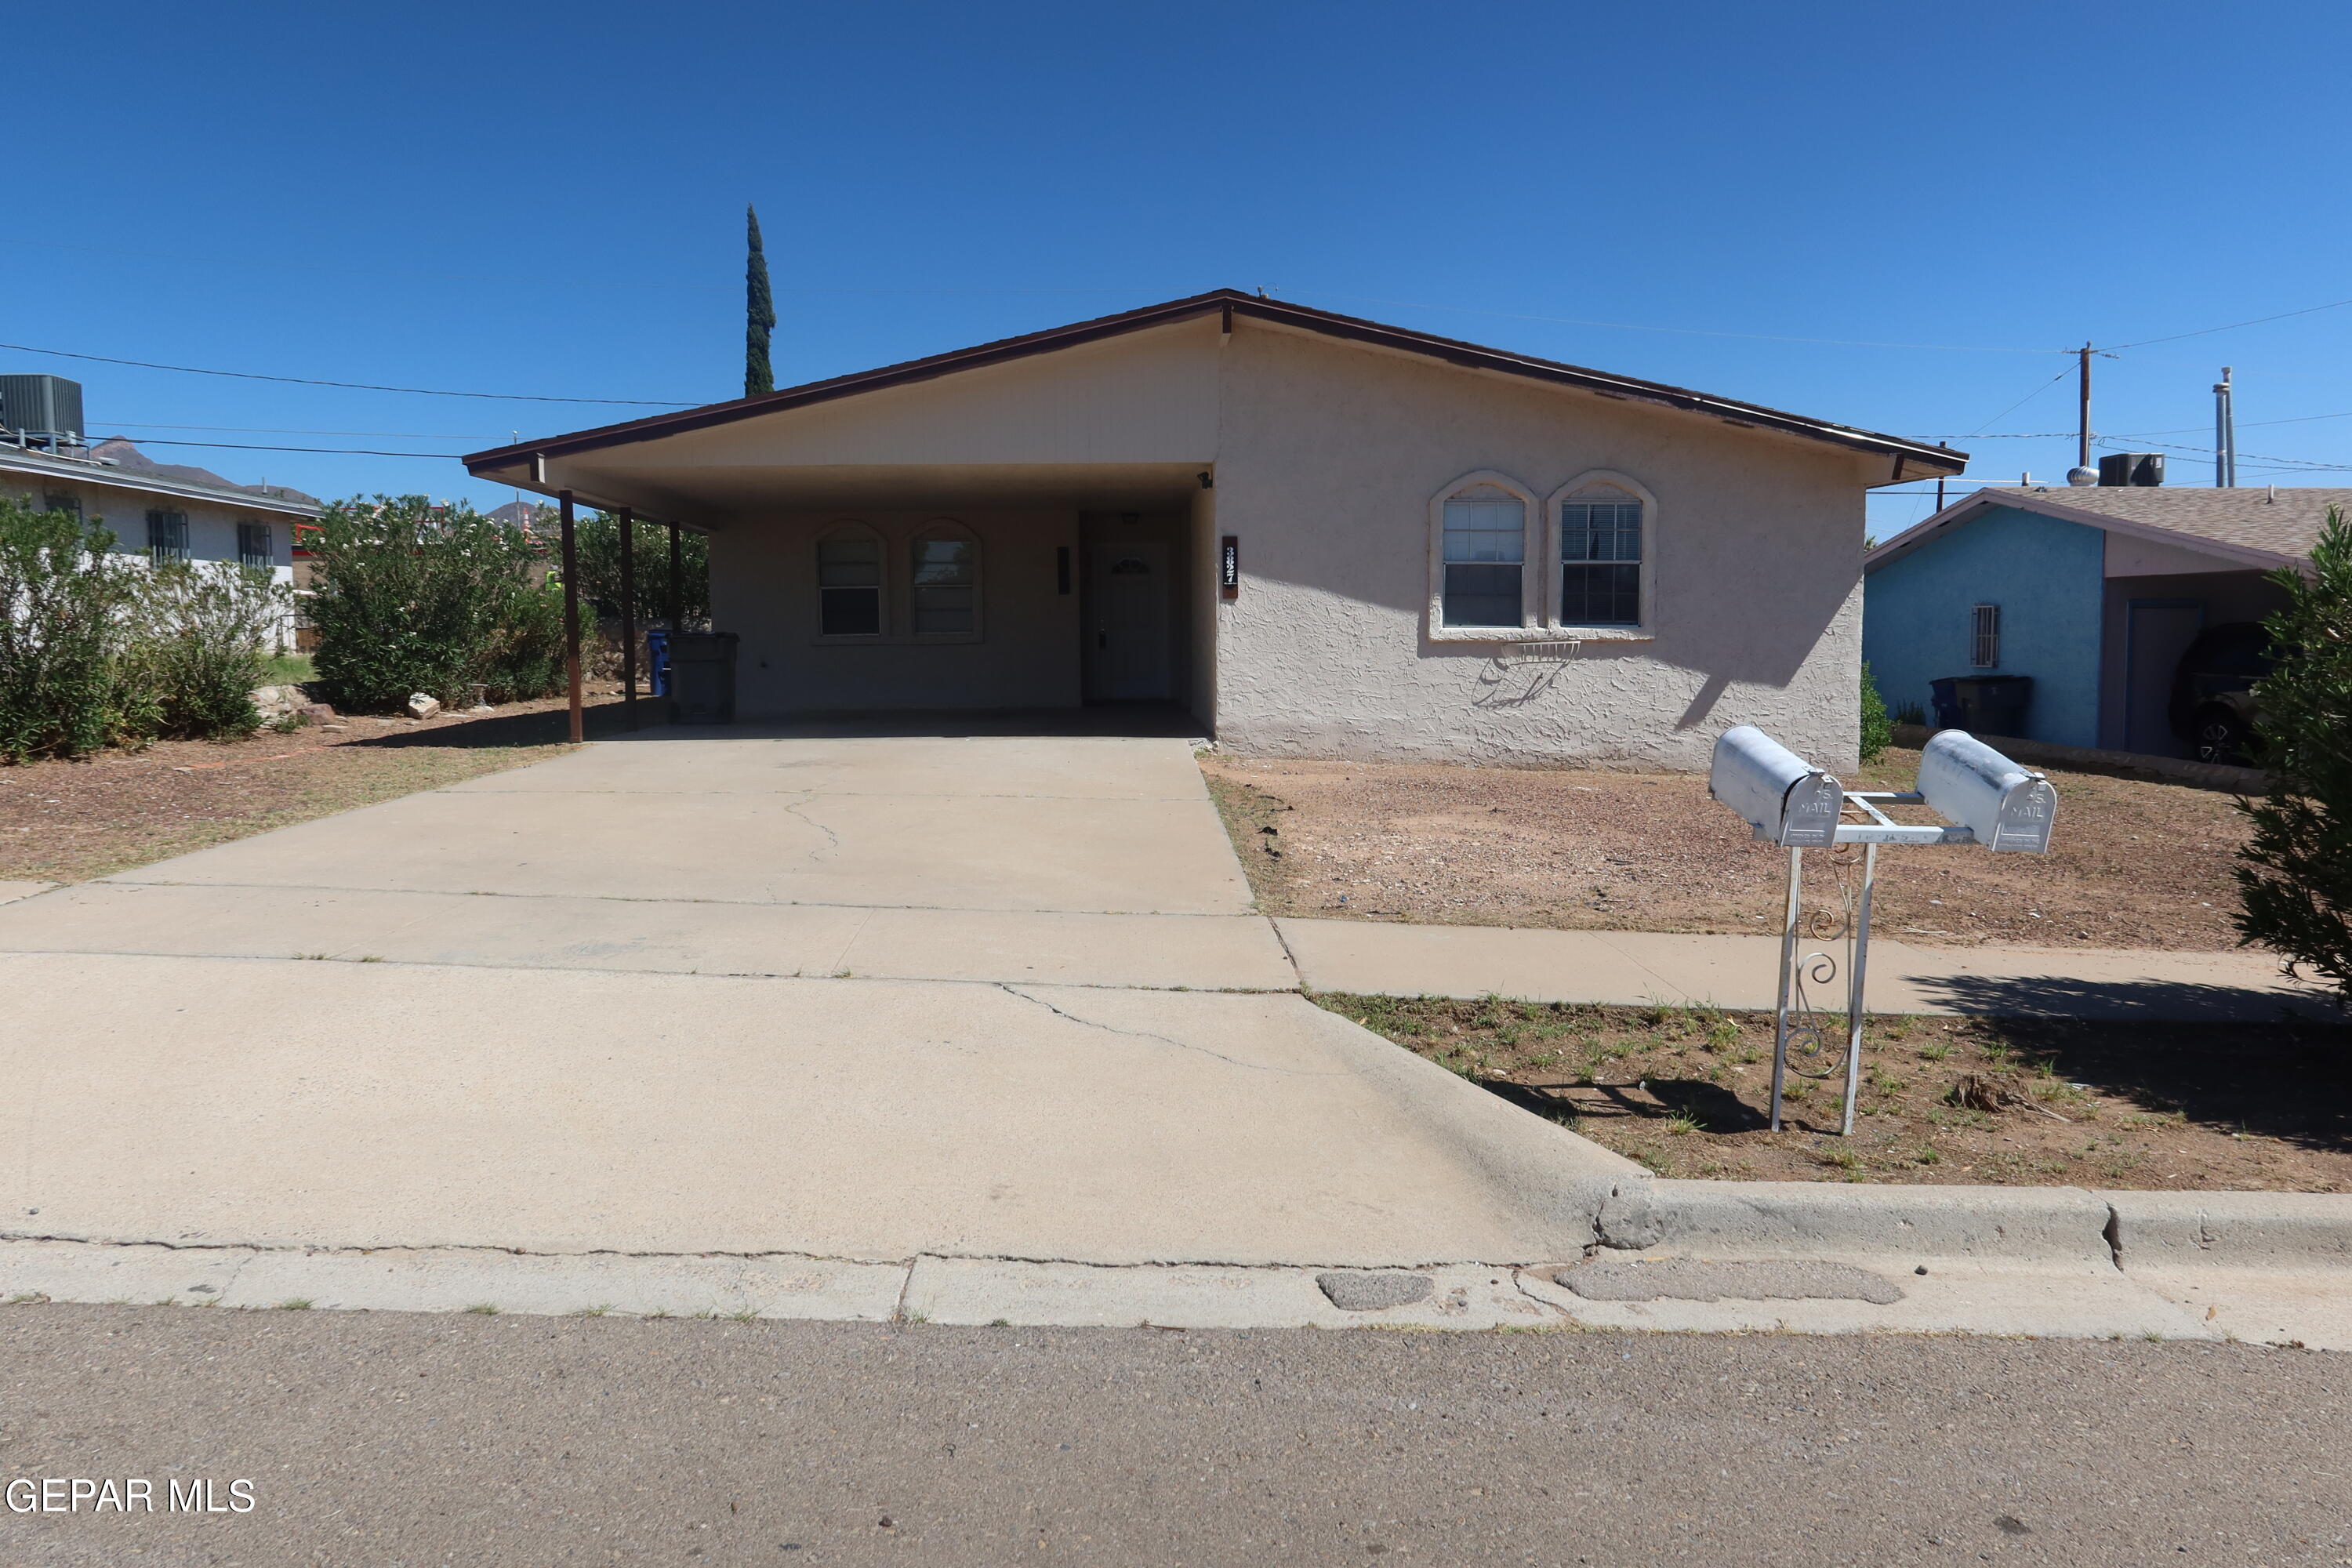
[462, 289, 1969, 481]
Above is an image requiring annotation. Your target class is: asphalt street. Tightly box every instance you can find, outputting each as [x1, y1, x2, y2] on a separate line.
[0, 1305, 2344, 1566]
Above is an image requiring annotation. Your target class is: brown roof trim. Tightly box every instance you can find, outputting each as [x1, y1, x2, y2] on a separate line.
[463, 289, 1969, 476]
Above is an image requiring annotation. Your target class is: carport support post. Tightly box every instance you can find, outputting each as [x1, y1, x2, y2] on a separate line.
[558, 490, 583, 745]
[618, 507, 638, 731]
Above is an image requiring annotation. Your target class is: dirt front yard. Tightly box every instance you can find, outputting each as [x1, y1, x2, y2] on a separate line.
[0, 695, 637, 885]
[1319, 993, 2351, 1192]
[1204, 747, 2253, 952]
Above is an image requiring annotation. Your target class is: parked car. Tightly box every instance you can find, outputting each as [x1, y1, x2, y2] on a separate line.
[2167, 621, 2278, 765]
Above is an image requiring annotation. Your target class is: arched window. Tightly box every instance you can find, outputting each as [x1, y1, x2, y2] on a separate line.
[816, 524, 885, 637]
[1429, 474, 1535, 632]
[909, 524, 980, 636]
[1547, 472, 1655, 632]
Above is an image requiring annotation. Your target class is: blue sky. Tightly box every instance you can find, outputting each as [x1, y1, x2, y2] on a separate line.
[9, 0, 2350, 531]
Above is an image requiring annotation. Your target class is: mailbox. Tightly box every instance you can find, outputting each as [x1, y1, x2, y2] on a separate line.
[1916, 730, 2056, 854]
[1709, 725, 1844, 848]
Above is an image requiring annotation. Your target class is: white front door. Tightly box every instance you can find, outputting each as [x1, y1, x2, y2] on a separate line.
[1089, 543, 1171, 701]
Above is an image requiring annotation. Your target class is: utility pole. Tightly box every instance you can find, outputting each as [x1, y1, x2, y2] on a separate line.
[2076, 343, 2092, 477]
[2213, 368, 2236, 487]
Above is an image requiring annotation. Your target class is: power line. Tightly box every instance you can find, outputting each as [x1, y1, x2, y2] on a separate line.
[2106, 295, 2352, 352]
[90, 437, 461, 458]
[100, 421, 503, 439]
[1303, 292, 2063, 354]
[0, 341, 695, 406]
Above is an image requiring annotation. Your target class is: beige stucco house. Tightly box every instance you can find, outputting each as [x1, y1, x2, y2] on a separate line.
[463, 292, 1963, 768]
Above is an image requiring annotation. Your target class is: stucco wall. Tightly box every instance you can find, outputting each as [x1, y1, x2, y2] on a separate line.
[1207, 323, 1875, 770]
[6, 469, 300, 644]
[712, 509, 1081, 715]
[1861, 504, 2104, 747]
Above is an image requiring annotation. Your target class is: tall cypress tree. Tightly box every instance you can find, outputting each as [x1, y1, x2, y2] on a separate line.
[744, 204, 777, 397]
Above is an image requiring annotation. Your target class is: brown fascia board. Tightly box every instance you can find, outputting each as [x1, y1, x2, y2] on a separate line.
[1864, 488, 2300, 575]
[463, 289, 1969, 477]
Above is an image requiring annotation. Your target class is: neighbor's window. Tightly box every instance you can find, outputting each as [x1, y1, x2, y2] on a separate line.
[146, 509, 190, 562]
[238, 522, 274, 568]
[818, 533, 884, 636]
[1440, 487, 1526, 628]
[1970, 603, 2001, 668]
[1559, 495, 1643, 626]
[42, 492, 79, 519]
[909, 532, 978, 635]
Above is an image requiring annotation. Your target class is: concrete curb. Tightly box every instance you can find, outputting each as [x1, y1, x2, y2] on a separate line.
[1596, 1178, 2352, 1272]
[1597, 1179, 2115, 1265]
[2104, 1190, 2352, 1268]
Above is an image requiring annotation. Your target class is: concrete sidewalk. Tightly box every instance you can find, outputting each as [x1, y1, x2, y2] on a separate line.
[1276, 916, 2335, 1021]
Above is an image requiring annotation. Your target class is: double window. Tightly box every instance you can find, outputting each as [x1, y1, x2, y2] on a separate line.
[146, 509, 190, 563]
[815, 524, 983, 640]
[1431, 472, 1653, 636]
[237, 522, 274, 568]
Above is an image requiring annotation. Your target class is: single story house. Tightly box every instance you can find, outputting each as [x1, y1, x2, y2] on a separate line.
[2, 434, 317, 646]
[463, 291, 1963, 768]
[1863, 484, 2343, 757]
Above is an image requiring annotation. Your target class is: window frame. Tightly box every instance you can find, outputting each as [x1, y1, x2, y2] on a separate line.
[1970, 603, 2000, 669]
[813, 523, 889, 641]
[145, 509, 190, 564]
[906, 522, 983, 641]
[237, 521, 274, 570]
[1425, 471, 1540, 640]
[1543, 471, 1657, 638]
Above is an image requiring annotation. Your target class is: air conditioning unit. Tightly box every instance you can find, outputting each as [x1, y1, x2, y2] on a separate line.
[2096, 452, 2165, 488]
[0, 374, 85, 445]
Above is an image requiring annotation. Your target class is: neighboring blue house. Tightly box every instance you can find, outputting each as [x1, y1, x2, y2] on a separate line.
[1863, 485, 2343, 757]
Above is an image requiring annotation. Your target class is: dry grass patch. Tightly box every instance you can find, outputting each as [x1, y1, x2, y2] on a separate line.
[1316, 992, 2350, 1191]
[0, 694, 638, 884]
[1203, 747, 2252, 951]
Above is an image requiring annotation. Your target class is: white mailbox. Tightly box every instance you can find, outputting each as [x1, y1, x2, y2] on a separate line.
[1709, 724, 1844, 848]
[1916, 730, 2058, 854]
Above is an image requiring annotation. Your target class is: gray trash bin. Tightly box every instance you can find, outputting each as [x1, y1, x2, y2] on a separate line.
[666, 632, 739, 725]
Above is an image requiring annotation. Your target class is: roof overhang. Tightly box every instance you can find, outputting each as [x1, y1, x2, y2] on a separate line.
[0, 445, 322, 517]
[464, 290, 1969, 511]
[1865, 487, 2305, 575]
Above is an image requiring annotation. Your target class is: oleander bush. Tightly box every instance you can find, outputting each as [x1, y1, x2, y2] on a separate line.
[308, 495, 564, 713]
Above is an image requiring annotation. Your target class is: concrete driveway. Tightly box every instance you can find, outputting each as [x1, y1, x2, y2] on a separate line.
[0, 730, 1625, 1269]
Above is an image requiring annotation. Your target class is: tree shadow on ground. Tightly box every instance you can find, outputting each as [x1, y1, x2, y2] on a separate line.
[1906, 971, 2340, 1027]
[341, 699, 647, 753]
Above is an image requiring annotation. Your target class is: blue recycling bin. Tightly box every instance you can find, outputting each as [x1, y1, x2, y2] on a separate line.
[647, 627, 671, 698]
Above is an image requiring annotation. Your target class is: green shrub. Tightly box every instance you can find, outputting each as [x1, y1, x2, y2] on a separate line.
[1859, 660, 1893, 764]
[308, 496, 565, 713]
[125, 561, 289, 740]
[2234, 506, 2352, 1001]
[0, 496, 152, 761]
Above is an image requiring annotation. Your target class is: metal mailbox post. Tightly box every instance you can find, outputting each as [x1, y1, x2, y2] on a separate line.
[1708, 725, 2058, 1134]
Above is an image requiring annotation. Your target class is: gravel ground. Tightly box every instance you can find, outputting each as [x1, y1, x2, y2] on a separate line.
[0, 1305, 2343, 1566]
[1319, 994, 2352, 1191]
[1203, 746, 2253, 951]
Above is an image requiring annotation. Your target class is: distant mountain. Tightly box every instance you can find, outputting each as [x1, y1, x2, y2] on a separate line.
[89, 438, 321, 506]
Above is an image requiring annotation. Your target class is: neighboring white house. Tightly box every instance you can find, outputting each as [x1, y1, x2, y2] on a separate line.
[2, 437, 319, 647]
[463, 291, 1965, 768]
